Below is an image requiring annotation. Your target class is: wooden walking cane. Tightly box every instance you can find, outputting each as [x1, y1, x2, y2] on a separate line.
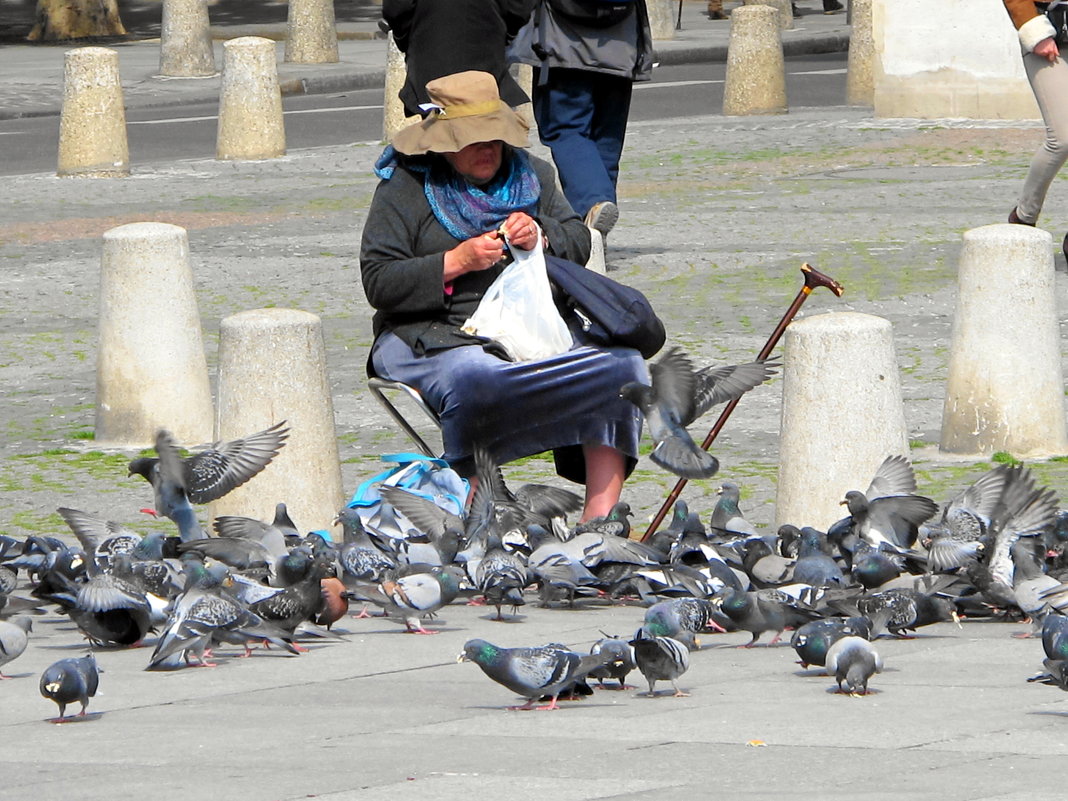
[640, 262, 844, 542]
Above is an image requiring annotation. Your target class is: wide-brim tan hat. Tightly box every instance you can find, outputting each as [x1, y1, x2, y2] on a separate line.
[391, 70, 529, 156]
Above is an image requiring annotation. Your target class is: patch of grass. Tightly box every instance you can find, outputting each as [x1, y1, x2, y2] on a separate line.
[992, 451, 1021, 465]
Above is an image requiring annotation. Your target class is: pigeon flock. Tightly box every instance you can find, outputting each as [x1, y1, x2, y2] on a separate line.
[4, 372, 1068, 720]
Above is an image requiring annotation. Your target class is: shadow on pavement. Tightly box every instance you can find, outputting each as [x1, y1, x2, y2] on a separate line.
[0, 0, 383, 44]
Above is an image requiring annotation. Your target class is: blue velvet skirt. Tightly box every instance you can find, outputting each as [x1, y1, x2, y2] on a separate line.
[370, 331, 648, 483]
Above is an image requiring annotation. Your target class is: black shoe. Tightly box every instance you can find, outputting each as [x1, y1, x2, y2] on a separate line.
[823, 0, 844, 13]
[792, 4, 801, 17]
[1008, 207, 1035, 226]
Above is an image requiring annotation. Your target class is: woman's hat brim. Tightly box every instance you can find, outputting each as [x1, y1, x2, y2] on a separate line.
[391, 105, 530, 155]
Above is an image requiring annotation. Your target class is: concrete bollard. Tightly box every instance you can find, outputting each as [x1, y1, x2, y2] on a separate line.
[159, 0, 216, 78]
[940, 224, 1068, 458]
[775, 312, 910, 529]
[512, 62, 536, 132]
[210, 308, 345, 532]
[95, 223, 214, 447]
[846, 0, 874, 106]
[743, 0, 793, 31]
[57, 47, 129, 178]
[648, 0, 677, 40]
[216, 36, 286, 161]
[723, 5, 787, 116]
[383, 33, 419, 143]
[285, 0, 339, 64]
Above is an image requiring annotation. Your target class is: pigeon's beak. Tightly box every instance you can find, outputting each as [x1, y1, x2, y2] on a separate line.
[456, 652, 468, 663]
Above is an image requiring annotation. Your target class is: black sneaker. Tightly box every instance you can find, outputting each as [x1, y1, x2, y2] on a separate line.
[824, 1, 844, 13]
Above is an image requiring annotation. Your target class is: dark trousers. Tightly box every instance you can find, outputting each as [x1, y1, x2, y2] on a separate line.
[532, 68, 633, 218]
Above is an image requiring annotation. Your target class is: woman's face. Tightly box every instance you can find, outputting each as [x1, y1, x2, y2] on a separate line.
[444, 140, 503, 185]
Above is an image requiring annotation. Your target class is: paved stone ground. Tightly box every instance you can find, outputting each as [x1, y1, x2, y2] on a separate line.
[3, 69, 1068, 801]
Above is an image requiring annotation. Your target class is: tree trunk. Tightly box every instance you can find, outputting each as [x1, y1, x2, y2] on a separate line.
[28, 0, 127, 41]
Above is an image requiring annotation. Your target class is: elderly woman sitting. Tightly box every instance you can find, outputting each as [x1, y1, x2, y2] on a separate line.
[360, 71, 648, 521]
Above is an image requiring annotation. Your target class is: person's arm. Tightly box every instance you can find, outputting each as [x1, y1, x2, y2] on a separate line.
[382, 0, 418, 50]
[531, 158, 592, 264]
[361, 169, 507, 311]
[1004, 0, 1058, 55]
[500, 0, 538, 39]
[361, 173, 452, 314]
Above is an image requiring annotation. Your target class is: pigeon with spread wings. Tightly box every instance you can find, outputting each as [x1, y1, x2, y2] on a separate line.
[620, 348, 777, 479]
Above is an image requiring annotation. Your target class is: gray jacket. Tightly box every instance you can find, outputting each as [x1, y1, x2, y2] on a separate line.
[508, 0, 654, 81]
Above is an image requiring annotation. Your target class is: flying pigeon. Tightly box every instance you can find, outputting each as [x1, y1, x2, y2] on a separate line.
[921, 464, 1014, 572]
[629, 631, 691, 697]
[458, 638, 612, 710]
[836, 455, 939, 550]
[619, 347, 776, 479]
[40, 653, 100, 722]
[825, 636, 882, 696]
[127, 422, 289, 541]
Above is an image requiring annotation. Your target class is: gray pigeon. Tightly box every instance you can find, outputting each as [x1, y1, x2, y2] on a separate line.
[458, 638, 613, 710]
[921, 464, 1013, 572]
[619, 348, 776, 479]
[825, 636, 882, 696]
[629, 631, 691, 697]
[838, 455, 939, 550]
[147, 561, 300, 669]
[709, 482, 757, 537]
[128, 422, 289, 541]
[0, 614, 32, 678]
[642, 597, 724, 650]
[40, 653, 100, 721]
[588, 636, 637, 690]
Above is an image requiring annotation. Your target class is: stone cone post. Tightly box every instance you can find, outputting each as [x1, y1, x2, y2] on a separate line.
[846, 0, 874, 106]
[57, 47, 129, 177]
[723, 5, 787, 116]
[775, 312, 910, 529]
[512, 62, 536, 132]
[159, 0, 216, 78]
[210, 308, 344, 533]
[216, 36, 286, 160]
[285, 0, 339, 64]
[743, 0, 793, 31]
[383, 33, 419, 142]
[940, 224, 1068, 457]
[648, 0, 676, 40]
[95, 222, 214, 447]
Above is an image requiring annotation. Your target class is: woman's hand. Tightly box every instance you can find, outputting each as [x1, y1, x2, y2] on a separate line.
[499, 212, 543, 251]
[443, 232, 505, 282]
[1035, 37, 1060, 63]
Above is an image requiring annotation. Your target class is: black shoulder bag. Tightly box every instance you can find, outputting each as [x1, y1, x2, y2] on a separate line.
[545, 255, 666, 359]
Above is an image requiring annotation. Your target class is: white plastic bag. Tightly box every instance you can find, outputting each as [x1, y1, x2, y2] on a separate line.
[461, 225, 574, 361]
